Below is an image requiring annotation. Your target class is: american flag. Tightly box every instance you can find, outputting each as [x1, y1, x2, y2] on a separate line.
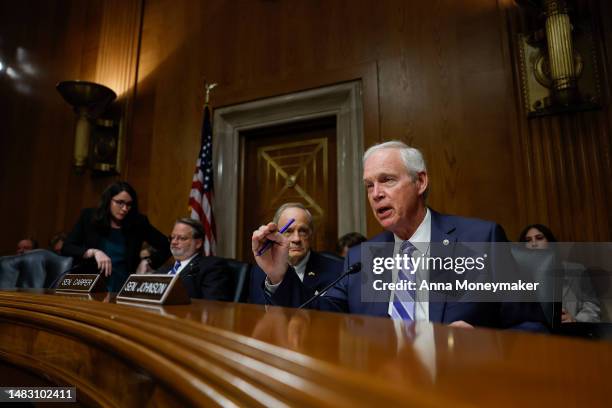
[189, 105, 216, 255]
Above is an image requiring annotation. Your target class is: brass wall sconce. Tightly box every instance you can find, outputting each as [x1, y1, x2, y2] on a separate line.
[57, 80, 122, 175]
[516, 0, 602, 117]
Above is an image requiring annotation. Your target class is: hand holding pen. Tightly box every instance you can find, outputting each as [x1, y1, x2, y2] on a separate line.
[251, 218, 295, 285]
[256, 218, 295, 256]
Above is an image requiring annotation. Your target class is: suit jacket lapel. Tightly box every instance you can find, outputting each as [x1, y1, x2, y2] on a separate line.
[362, 231, 396, 315]
[428, 210, 457, 323]
[302, 252, 320, 291]
[178, 254, 202, 298]
[430, 209, 457, 250]
[183, 254, 202, 275]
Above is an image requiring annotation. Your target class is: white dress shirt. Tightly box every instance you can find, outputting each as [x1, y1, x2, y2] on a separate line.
[292, 251, 311, 282]
[388, 208, 432, 321]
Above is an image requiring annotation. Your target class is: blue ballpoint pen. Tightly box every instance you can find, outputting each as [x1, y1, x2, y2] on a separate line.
[256, 218, 295, 256]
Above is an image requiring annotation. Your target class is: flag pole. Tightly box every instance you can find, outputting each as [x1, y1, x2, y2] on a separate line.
[188, 80, 219, 256]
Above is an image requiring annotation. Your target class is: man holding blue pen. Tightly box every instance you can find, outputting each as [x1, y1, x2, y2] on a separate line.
[249, 203, 343, 304]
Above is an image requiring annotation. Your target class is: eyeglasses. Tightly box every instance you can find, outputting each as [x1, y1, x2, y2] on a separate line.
[112, 199, 133, 209]
[282, 227, 311, 238]
[168, 235, 192, 243]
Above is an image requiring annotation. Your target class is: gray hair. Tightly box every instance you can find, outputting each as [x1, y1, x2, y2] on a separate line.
[273, 202, 314, 231]
[174, 217, 204, 240]
[363, 140, 429, 199]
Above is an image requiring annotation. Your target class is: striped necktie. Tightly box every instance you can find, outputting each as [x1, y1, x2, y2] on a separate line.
[390, 240, 417, 321]
[169, 261, 181, 275]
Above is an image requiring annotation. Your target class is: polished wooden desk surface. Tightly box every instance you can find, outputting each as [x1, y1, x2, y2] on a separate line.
[0, 289, 609, 407]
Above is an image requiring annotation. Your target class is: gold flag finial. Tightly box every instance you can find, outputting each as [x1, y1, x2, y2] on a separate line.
[205, 82, 218, 105]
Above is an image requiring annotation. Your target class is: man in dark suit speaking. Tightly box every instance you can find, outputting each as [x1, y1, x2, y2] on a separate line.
[249, 203, 343, 304]
[160, 218, 233, 301]
[252, 141, 518, 328]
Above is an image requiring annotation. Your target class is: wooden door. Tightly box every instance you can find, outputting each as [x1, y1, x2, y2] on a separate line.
[238, 117, 337, 262]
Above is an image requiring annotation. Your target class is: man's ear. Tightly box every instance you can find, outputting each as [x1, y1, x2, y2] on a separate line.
[195, 239, 203, 252]
[416, 171, 428, 196]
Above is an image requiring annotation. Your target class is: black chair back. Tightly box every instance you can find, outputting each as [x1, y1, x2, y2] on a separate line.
[511, 247, 562, 329]
[318, 251, 344, 263]
[0, 249, 73, 289]
[223, 258, 251, 302]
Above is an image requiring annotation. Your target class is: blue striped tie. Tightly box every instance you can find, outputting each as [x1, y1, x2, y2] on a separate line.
[169, 261, 181, 275]
[390, 241, 417, 321]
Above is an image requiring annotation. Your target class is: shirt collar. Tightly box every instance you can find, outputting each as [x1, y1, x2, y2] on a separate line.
[292, 250, 311, 270]
[394, 207, 431, 254]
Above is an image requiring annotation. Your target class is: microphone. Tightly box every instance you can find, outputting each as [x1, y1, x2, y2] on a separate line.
[298, 262, 362, 309]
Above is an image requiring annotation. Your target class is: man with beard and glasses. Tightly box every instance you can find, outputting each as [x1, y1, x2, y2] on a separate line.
[159, 218, 233, 301]
[249, 203, 343, 304]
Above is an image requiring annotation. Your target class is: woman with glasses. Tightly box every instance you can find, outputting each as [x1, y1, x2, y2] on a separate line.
[63, 181, 170, 292]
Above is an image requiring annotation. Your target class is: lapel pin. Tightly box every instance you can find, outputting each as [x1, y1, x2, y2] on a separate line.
[443, 239, 450, 246]
[308, 271, 315, 276]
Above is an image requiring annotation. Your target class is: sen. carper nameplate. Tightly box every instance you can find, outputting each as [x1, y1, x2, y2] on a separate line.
[116, 274, 190, 305]
[56, 274, 106, 293]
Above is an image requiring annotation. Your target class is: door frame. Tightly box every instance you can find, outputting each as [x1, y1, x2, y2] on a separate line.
[213, 81, 366, 258]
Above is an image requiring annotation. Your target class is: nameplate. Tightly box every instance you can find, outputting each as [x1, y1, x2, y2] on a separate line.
[55, 274, 106, 293]
[116, 274, 190, 305]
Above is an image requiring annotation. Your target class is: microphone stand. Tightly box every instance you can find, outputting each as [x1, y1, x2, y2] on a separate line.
[298, 262, 362, 309]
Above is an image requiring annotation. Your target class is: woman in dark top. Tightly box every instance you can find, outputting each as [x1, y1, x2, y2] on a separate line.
[62, 181, 170, 292]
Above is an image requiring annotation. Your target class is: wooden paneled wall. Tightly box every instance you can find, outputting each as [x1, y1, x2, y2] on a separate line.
[0, 0, 610, 255]
[0, 0, 141, 254]
[0, 0, 102, 255]
[505, 0, 612, 242]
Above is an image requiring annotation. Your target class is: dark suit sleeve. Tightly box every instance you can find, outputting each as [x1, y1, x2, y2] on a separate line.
[62, 209, 92, 259]
[199, 257, 234, 301]
[140, 215, 171, 269]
